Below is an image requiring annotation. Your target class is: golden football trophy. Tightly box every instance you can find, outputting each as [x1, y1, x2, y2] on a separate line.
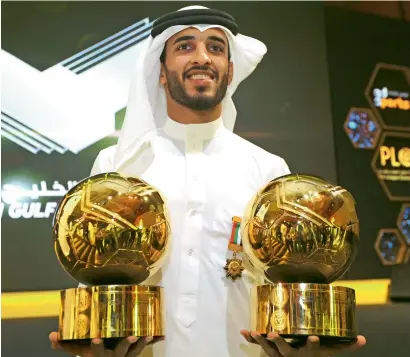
[241, 174, 359, 345]
[53, 172, 170, 349]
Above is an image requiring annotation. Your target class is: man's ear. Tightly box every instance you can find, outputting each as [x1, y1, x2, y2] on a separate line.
[159, 63, 167, 86]
[228, 61, 234, 85]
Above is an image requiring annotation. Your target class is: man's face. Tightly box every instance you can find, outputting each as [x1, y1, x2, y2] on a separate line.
[159, 27, 233, 111]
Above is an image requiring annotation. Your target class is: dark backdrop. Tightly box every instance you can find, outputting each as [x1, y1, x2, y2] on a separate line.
[324, 6, 410, 281]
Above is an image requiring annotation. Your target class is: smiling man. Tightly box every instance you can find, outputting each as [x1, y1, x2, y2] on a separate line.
[161, 29, 232, 113]
[49, 5, 366, 357]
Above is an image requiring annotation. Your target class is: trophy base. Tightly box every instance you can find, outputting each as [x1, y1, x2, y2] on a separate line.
[58, 285, 164, 349]
[252, 283, 357, 345]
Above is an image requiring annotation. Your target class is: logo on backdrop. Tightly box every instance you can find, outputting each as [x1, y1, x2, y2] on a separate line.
[371, 131, 410, 201]
[0, 180, 78, 219]
[1, 18, 153, 154]
[365, 63, 410, 131]
[373, 87, 410, 111]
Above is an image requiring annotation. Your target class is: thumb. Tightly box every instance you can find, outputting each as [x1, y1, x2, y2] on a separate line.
[49, 332, 61, 350]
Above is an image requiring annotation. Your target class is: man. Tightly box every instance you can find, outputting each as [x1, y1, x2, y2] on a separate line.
[49, 5, 366, 357]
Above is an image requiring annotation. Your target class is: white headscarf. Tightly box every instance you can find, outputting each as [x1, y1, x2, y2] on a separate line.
[113, 5, 267, 171]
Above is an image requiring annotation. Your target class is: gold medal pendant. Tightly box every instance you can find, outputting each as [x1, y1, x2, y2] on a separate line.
[224, 252, 244, 280]
[225, 216, 245, 281]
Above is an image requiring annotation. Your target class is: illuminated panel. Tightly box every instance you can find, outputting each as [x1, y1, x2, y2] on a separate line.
[397, 204, 410, 245]
[371, 132, 410, 201]
[365, 63, 410, 131]
[375, 229, 407, 265]
[344, 107, 381, 149]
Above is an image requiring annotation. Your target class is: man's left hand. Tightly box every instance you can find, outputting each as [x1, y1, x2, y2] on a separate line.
[240, 330, 366, 357]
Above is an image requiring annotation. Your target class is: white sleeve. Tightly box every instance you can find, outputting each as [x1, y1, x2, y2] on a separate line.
[280, 158, 291, 175]
[265, 157, 291, 183]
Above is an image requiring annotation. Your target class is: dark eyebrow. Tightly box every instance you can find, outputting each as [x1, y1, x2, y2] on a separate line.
[172, 35, 227, 46]
[208, 36, 227, 46]
[173, 35, 196, 45]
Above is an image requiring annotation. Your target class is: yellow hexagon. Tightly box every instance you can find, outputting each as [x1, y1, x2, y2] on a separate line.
[344, 107, 381, 149]
[397, 204, 410, 245]
[365, 63, 410, 131]
[371, 131, 410, 201]
[374, 228, 406, 266]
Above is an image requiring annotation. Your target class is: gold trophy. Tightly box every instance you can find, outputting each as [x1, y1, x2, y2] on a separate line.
[241, 174, 359, 345]
[53, 172, 170, 349]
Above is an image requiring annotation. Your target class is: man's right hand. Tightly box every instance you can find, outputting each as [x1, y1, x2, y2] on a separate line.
[49, 331, 164, 357]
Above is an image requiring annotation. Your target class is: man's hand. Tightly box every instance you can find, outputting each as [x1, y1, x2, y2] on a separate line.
[240, 330, 366, 357]
[49, 331, 164, 357]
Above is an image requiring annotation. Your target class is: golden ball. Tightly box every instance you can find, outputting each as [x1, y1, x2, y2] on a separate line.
[53, 172, 170, 285]
[241, 174, 359, 284]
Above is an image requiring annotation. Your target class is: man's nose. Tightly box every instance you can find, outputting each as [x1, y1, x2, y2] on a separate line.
[191, 44, 211, 65]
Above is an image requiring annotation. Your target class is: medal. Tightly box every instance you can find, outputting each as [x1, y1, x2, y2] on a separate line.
[225, 216, 244, 280]
[224, 255, 244, 280]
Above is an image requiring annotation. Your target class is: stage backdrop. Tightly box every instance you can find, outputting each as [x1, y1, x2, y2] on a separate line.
[324, 6, 410, 282]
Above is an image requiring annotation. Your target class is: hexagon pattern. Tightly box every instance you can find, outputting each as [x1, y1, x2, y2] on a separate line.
[344, 108, 381, 149]
[365, 63, 410, 131]
[375, 229, 407, 265]
[397, 204, 410, 245]
[371, 131, 410, 201]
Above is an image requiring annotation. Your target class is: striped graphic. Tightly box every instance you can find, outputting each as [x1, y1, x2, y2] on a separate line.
[1, 111, 67, 154]
[1, 17, 154, 154]
[61, 18, 153, 74]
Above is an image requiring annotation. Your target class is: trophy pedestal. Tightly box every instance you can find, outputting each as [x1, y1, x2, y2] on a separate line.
[58, 285, 164, 349]
[251, 283, 357, 345]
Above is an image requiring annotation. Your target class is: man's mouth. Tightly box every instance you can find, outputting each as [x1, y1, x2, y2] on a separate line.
[188, 74, 213, 80]
[185, 70, 216, 83]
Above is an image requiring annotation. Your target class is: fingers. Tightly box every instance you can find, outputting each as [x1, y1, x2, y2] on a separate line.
[91, 339, 105, 357]
[242, 330, 367, 357]
[49, 332, 61, 350]
[49, 331, 89, 356]
[356, 335, 367, 348]
[149, 336, 165, 345]
[114, 336, 138, 357]
[251, 331, 280, 357]
[125, 336, 153, 357]
[49, 331, 165, 357]
[240, 330, 258, 345]
[307, 336, 320, 356]
[266, 332, 294, 357]
[329, 335, 367, 354]
[347, 335, 367, 350]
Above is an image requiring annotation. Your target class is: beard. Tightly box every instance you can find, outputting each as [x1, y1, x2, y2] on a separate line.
[163, 66, 229, 111]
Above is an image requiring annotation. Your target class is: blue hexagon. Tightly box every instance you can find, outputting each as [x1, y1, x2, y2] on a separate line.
[398, 204, 410, 245]
[344, 108, 381, 149]
[375, 229, 406, 265]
